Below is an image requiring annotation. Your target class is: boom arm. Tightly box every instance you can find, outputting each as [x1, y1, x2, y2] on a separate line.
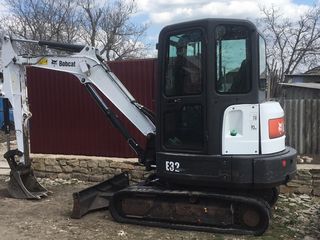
[0, 34, 156, 165]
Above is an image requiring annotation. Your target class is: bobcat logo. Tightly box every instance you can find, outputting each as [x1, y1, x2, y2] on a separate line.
[51, 60, 58, 66]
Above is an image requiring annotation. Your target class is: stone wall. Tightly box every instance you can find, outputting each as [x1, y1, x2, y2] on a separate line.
[31, 154, 320, 196]
[280, 165, 320, 196]
[31, 154, 149, 183]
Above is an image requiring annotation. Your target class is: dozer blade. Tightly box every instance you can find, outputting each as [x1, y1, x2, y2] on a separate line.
[71, 172, 129, 219]
[4, 149, 48, 200]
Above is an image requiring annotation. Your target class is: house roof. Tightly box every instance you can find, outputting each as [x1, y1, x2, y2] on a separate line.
[286, 74, 320, 77]
[280, 82, 320, 90]
[285, 66, 320, 77]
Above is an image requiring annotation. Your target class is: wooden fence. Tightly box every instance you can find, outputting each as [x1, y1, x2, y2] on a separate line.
[280, 99, 320, 155]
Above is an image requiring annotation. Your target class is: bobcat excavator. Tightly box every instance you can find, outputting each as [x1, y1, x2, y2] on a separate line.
[0, 19, 296, 235]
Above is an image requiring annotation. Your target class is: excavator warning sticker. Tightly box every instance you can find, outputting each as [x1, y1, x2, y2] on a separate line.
[38, 58, 48, 65]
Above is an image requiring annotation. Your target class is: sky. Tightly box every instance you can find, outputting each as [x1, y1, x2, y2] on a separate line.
[131, 0, 318, 48]
[0, 0, 317, 53]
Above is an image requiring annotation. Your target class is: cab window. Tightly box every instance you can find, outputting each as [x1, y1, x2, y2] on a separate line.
[259, 35, 267, 90]
[216, 25, 251, 94]
[165, 30, 202, 96]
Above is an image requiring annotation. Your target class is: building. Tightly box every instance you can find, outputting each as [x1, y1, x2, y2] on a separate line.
[280, 68, 320, 156]
[281, 67, 320, 99]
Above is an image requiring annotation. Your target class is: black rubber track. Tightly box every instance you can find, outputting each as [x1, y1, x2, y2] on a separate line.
[109, 185, 271, 236]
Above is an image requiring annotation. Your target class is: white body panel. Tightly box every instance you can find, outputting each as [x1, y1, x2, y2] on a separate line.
[260, 102, 285, 154]
[222, 102, 286, 156]
[222, 104, 259, 155]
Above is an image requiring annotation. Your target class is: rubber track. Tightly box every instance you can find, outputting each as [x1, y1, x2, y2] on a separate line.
[109, 185, 271, 236]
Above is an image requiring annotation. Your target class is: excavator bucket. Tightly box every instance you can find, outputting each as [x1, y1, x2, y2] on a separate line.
[4, 149, 48, 199]
[71, 172, 129, 219]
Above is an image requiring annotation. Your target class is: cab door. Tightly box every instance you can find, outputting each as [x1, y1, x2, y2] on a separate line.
[159, 29, 207, 153]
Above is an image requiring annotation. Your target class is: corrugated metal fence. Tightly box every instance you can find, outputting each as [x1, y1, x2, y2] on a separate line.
[28, 59, 157, 157]
[26, 58, 319, 157]
[281, 99, 320, 155]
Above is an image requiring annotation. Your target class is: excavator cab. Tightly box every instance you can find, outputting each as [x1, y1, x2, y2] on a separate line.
[156, 19, 296, 189]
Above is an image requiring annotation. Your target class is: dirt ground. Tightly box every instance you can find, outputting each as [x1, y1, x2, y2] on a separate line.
[0, 132, 319, 240]
[0, 176, 319, 240]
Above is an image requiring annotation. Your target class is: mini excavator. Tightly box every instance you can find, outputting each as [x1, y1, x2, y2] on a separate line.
[0, 19, 296, 235]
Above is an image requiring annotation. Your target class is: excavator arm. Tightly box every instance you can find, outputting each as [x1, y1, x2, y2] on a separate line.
[0, 34, 155, 200]
[1, 34, 156, 160]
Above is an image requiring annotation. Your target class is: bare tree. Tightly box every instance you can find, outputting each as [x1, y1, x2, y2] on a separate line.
[1, 0, 149, 60]
[258, 4, 320, 97]
[2, 0, 81, 42]
[98, 0, 148, 60]
[78, 0, 102, 47]
[79, 0, 149, 60]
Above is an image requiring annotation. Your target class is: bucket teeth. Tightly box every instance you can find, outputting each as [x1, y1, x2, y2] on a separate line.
[4, 149, 48, 200]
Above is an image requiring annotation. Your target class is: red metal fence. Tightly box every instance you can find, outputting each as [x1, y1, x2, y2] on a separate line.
[28, 59, 157, 157]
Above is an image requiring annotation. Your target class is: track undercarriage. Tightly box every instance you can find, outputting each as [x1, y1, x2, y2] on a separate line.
[72, 173, 277, 236]
[110, 186, 271, 236]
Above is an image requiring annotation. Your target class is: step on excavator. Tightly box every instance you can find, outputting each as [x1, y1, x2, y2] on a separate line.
[0, 19, 296, 235]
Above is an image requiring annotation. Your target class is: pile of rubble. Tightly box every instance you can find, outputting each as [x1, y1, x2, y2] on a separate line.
[280, 165, 320, 196]
[273, 193, 320, 239]
[297, 155, 314, 164]
[36, 177, 85, 186]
